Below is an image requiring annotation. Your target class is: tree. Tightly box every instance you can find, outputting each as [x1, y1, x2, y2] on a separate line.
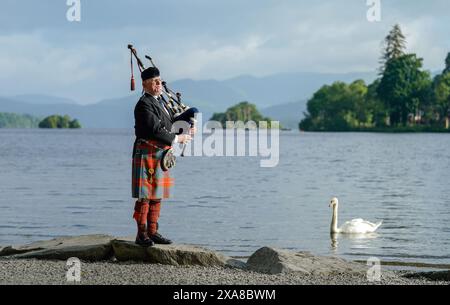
[58, 115, 71, 128]
[300, 82, 349, 131]
[433, 73, 450, 128]
[39, 115, 59, 128]
[379, 24, 407, 74]
[299, 80, 373, 131]
[39, 115, 82, 128]
[69, 119, 82, 128]
[365, 79, 388, 127]
[299, 30, 449, 131]
[348, 80, 369, 127]
[444, 52, 450, 74]
[210, 101, 276, 128]
[0, 112, 40, 128]
[377, 54, 431, 126]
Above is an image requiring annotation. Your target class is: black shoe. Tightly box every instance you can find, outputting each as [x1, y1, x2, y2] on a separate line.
[135, 234, 154, 247]
[149, 232, 172, 244]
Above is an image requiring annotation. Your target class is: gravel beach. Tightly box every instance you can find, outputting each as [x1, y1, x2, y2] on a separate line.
[0, 258, 447, 285]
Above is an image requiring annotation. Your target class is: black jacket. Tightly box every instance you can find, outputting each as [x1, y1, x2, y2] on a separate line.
[134, 93, 176, 146]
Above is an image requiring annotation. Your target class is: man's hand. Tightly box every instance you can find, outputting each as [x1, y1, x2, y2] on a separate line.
[178, 134, 192, 144]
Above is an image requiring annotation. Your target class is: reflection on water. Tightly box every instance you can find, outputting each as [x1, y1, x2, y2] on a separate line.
[330, 233, 338, 252]
[1, 129, 450, 267]
[330, 232, 380, 253]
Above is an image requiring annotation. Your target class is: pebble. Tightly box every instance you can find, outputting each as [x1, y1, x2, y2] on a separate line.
[0, 258, 447, 285]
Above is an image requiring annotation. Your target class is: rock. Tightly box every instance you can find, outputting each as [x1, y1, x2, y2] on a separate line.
[9, 235, 114, 261]
[224, 258, 248, 270]
[146, 244, 229, 267]
[0, 238, 70, 256]
[404, 270, 450, 281]
[110, 238, 243, 268]
[247, 247, 370, 275]
[1, 235, 247, 268]
[111, 239, 150, 262]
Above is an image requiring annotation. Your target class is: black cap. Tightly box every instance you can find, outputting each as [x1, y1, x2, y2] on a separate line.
[141, 67, 160, 81]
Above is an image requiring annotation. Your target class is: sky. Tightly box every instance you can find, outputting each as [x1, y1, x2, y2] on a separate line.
[0, 0, 449, 104]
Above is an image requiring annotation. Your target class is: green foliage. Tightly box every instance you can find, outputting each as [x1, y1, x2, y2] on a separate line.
[69, 119, 82, 128]
[366, 79, 388, 127]
[300, 24, 449, 132]
[210, 101, 278, 128]
[0, 113, 41, 128]
[444, 52, 450, 74]
[299, 80, 372, 131]
[379, 24, 406, 74]
[377, 54, 431, 126]
[38, 115, 82, 129]
[432, 72, 450, 126]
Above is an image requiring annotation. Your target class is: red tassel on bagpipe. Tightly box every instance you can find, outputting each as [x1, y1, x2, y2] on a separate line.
[130, 76, 135, 91]
[130, 47, 135, 91]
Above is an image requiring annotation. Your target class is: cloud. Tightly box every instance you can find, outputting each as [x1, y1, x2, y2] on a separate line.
[0, 31, 110, 103]
[402, 17, 450, 72]
[0, 0, 448, 102]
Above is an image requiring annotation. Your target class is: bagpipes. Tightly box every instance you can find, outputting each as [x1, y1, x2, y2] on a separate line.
[128, 44, 198, 164]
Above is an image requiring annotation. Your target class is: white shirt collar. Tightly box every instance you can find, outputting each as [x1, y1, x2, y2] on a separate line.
[143, 91, 160, 100]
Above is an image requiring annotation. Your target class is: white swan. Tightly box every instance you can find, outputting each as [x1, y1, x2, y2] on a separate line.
[329, 197, 382, 234]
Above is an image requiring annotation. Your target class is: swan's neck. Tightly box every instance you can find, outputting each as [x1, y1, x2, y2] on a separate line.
[331, 205, 339, 233]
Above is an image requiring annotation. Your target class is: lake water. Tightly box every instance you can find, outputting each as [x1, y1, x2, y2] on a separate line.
[1, 129, 449, 268]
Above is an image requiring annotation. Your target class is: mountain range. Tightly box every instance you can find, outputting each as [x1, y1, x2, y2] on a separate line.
[0, 71, 377, 129]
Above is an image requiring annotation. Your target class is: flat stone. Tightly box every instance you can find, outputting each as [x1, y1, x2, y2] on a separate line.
[110, 238, 244, 268]
[111, 239, 150, 262]
[0, 237, 70, 256]
[9, 235, 114, 261]
[247, 247, 370, 275]
[1, 235, 247, 268]
[146, 244, 229, 267]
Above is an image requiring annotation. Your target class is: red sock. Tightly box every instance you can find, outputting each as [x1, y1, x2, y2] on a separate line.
[147, 199, 161, 235]
[133, 200, 149, 235]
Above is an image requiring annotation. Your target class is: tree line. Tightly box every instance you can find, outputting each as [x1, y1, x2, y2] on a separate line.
[300, 24, 450, 131]
[0, 113, 41, 128]
[0, 113, 81, 129]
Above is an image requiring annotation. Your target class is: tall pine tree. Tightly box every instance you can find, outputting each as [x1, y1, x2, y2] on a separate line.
[379, 24, 407, 74]
[444, 52, 450, 74]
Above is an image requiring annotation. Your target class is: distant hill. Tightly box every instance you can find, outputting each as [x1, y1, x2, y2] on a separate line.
[0, 95, 135, 128]
[170, 78, 242, 114]
[261, 100, 307, 130]
[221, 71, 377, 106]
[0, 71, 378, 128]
[11, 94, 77, 105]
[170, 71, 377, 124]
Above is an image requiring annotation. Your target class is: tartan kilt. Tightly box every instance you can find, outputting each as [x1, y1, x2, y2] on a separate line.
[132, 139, 174, 199]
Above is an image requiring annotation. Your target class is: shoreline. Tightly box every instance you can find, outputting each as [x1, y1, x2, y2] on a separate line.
[0, 235, 449, 285]
[353, 260, 450, 272]
[283, 128, 450, 133]
[234, 255, 450, 272]
[0, 257, 447, 285]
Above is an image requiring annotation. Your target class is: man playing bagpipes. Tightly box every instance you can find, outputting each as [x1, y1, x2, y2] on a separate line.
[129, 45, 198, 246]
